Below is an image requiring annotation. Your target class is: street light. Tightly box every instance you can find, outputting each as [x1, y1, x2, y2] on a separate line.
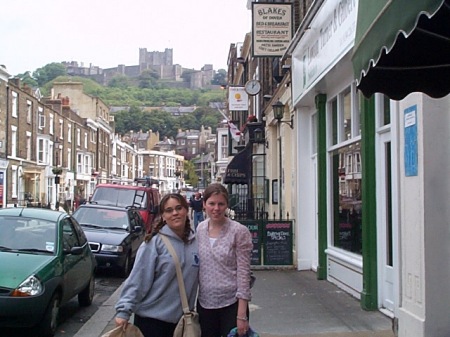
[273, 100, 294, 129]
[53, 137, 61, 210]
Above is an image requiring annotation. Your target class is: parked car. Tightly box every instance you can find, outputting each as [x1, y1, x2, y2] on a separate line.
[90, 177, 160, 233]
[0, 208, 96, 337]
[72, 204, 145, 277]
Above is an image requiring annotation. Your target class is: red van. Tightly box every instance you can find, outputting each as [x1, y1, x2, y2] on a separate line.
[91, 178, 160, 233]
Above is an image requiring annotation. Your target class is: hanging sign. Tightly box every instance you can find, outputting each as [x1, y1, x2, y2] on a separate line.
[229, 86, 248, 111]
[252, 2, 293, 57]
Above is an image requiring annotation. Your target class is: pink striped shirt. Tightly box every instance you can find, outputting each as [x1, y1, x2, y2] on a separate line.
[197, 218, 253, 309]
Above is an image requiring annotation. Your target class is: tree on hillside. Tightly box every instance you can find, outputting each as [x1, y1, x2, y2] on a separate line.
[184, 160, 199, 187]
[108, 75, 130, 89]
[17, 71, 38, 87]
[113, 106, 144, 134]
[33, 63, 67, 86]
[138, 69, 159, 89]
[211, 69, 227, 85]
[141, 109, 177, 139]
[176, 114, 198, 131]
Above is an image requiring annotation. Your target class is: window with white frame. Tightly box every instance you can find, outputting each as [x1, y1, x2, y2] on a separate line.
[221, 134, 228, 160]
[11, 126, 17, 157]
[26, 132, 31, 160]
[77, 129, 81, 146]
[90, 129, 96, 143]
[27, 100, 32, 124]
[84, 132, 87, 149]
[68, 124, 72, 143]
[328, 83, 362, 255]
[77, 154, 82, 172]
[49, 114, 54, 135]
[37, 138, 49, 164]
[84, 155, 90, 174]
[12, 165, 18, 198]
[38, 107, 45, 129]
[59, 119, 64, 139]
[67, 149, 71, 169]
[12, 92, 18, 118]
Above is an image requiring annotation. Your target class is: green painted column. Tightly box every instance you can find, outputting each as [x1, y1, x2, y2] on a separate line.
[315, 94, 327, 280]
[360, 94, 378, 310]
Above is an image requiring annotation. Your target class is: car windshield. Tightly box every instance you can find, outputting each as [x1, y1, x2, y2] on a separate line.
[91, 187, 147, 209]
[0, 216, 57, 254]
[74, 208, 129, 230]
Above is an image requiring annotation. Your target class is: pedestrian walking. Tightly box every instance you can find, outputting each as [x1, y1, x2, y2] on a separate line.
[196, 183, 253, 337]
[114, 193, 199, 337]
[64, 187, 72, 213]
[190, 192, 204, 230]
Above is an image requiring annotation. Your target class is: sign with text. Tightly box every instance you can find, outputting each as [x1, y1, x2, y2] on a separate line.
[264, 221, 293, 265]
[229, 86, 248, 111]
[244, 222, 262, 265]
[291, 0, 358, 104]
[404, 105, 418, 176]
[252, 2, 293, 57]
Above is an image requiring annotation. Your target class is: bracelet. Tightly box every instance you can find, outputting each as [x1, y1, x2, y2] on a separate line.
[237, 316, 248, 321]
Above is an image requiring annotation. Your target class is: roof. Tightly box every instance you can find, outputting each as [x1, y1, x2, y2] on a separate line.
[0, 207, 67, 222]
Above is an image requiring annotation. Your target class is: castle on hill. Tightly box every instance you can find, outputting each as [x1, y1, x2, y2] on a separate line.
[62, 48, 214, 89]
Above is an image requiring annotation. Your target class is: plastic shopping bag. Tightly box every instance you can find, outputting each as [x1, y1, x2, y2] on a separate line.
[101, 324, 144, 337]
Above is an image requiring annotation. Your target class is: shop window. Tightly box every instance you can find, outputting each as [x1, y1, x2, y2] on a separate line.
[329, 83, 362, 254]
[331, 142, 362, 254]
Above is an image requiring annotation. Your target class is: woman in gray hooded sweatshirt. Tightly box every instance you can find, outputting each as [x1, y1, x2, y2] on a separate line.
[115, 193, 199, 337]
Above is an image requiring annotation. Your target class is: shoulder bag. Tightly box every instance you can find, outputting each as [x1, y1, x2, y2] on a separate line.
[160, 234, 201, 337]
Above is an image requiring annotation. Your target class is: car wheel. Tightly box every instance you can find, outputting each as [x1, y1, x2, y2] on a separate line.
[120, 253, 132, 278]
[78, 274, 95, 307]
[39, 292, 61, 337]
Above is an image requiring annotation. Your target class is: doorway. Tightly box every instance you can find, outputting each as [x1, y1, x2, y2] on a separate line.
[377, 131, 394, 313]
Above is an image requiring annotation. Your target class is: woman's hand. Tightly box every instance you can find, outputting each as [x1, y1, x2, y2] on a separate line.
[236, 317, 249, 336]
[115, 317, 129, 331]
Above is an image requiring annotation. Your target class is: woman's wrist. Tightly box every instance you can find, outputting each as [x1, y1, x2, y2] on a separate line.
[237, 315, 248, 321]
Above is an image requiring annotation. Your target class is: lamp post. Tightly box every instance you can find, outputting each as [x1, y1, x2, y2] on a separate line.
[272, 100, 294, 219]
[273, 100, 293, 129]
[52, 167, 62, 210]
[53, 137, 61, 210]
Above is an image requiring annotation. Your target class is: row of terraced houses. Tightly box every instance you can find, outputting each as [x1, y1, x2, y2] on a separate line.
[0, 65, 217, 209]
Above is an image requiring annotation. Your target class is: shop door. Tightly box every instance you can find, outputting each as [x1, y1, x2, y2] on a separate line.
[377, 131, 394, 312]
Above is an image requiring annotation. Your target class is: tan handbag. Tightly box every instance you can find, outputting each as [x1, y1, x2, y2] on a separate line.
[160, 234, 201, 337]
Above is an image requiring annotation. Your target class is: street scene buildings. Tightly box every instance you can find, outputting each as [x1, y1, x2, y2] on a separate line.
[1, 1, 449, 337]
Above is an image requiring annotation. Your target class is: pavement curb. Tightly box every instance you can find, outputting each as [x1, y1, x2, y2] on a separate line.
[73, 283, 123, 337]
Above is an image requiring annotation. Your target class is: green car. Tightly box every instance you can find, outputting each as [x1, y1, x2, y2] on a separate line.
[0, 207, 96, 337]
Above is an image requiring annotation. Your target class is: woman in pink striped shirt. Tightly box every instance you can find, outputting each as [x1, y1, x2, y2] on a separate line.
[196, 183, 253, 337]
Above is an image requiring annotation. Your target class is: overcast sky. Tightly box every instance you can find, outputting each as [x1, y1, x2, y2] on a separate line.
[1, 0, 251, 76]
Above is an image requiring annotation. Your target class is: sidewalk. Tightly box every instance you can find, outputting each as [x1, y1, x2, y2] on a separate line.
[74, 270, 395, 337]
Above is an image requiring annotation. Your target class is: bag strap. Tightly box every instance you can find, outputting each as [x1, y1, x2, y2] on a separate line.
[160, 234, 190, 314]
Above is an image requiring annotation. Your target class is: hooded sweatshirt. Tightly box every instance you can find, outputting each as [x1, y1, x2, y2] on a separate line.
[115, 225, 199, 323]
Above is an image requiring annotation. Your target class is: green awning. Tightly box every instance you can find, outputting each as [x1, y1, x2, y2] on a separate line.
[352, 0, 450, 100]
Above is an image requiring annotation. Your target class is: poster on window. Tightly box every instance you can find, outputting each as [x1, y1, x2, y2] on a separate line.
[252, 2, 293, 57]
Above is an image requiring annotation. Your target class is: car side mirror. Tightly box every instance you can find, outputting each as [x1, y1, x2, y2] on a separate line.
[65, 246, 83, 255]
[134, 225, 143, 233]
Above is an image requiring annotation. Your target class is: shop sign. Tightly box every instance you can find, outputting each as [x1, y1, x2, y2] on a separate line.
[252, 2, 293, 57]
[229, 86, 248, 111]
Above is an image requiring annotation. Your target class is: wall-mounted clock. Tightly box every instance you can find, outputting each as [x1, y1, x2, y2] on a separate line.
[245, 80, 261, 96]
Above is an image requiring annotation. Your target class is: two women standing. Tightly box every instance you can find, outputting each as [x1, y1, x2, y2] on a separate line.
[114, 183, 253, 337]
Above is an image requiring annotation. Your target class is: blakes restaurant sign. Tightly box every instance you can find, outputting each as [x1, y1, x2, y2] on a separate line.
[252, 2, 293, 57]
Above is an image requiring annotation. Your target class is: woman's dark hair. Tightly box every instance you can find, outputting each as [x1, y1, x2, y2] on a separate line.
[203, 183, 229, 206]
[144, 193, 191, 243]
